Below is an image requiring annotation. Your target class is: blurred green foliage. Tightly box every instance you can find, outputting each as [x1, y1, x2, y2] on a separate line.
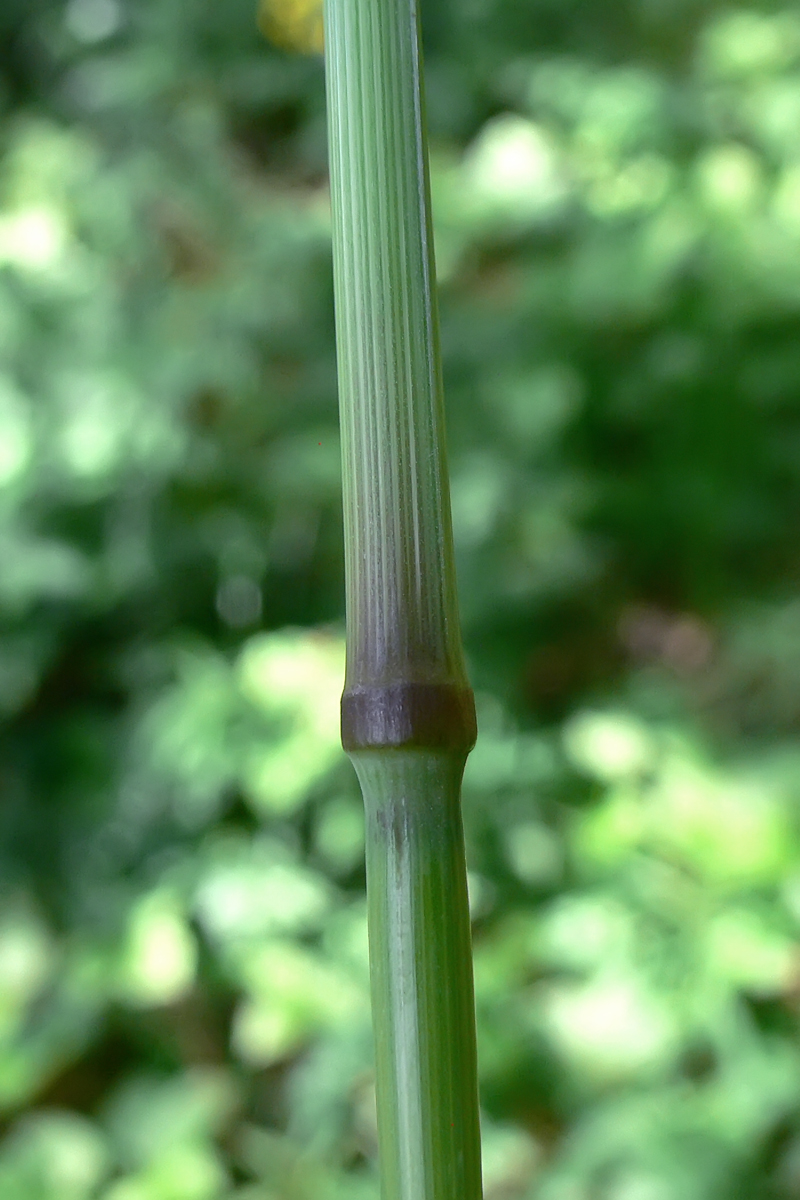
[2, 0, 800, 1196]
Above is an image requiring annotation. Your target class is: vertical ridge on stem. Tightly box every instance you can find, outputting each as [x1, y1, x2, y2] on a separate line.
[325, 0, 468, 699]
[353, 749, 482, 1200]
[324, 0, 482, 1195]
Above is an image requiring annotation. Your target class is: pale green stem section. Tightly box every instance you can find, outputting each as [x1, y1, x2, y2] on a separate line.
[352, 750, 483, 1200]
[324, 0, 467, 692]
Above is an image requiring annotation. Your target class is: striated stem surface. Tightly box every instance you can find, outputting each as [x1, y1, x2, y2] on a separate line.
[325, 0, 469, 717]
[352, 749, 482, 1200]
[324, 0, 482, 1195]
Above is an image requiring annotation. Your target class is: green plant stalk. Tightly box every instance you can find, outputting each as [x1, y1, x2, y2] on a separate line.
[323, 0, 482, 1196]
[351, 749, 482, 1200]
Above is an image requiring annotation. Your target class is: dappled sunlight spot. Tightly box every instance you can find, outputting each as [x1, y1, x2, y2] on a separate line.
[700, 10, 800, 80]
[240, 726, 342, 815]
[542, 971, 677, 1081]
[503, 821, 562, 888]
[585, 154, 672, 218]
[539, 894, 632, 971]
[783, 874, 800, 926]
[524, 56, 596, 123]
[773, 164, 800, 233]
[237, 629, 344, 815]
[136, 630, 345, 824]
[313, 795, 365, 874]
[696, 144, 764, 214]
[140, 649, 238, 823]
[65, 0, 123, 44]
[0, 206, 69, 272]
[0, 910, 54, 1033]
[0, 1111, 109, 1199]
[462, 115, 568, 222]
[238, 629, 343, 717]
[105, 1068, 236, 1161]
[231, 941, 365, 1066]
[100, 1068, 236, 1199]
[232, 999, 298, 1066]
[60, 398, 125, 480]
[705, 909, 796, 995]
[0, 378, 32, 486]
[450, 453, 507, 548]
[564, 711, 655, 782]
[1, 121, 99, 223]
[57, 372, 162, 482]
[120, 893, 196, 1007]
[0, 533, 92, 611]
[103, 1143, 227, 1200]
[651, 759, 791, 886]
[559, 63, 673, 226]
[575, 786, 645, 869]
[572, 719, 794, 887]
[195, 840, 329, 941]
[575, 69, 666, 159]
[743, 77, 800, 158]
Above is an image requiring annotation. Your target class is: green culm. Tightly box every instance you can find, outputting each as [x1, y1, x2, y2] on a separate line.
[323, 0, 484, 1196]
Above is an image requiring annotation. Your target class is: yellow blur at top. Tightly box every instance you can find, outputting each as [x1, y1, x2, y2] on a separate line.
[258, 0, 324, 54]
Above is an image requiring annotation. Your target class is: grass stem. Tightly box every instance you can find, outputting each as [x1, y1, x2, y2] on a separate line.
[324, 0, 483, 1195]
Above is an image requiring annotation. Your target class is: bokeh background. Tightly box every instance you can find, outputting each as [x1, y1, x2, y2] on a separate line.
[2, 0, 800, 1196]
